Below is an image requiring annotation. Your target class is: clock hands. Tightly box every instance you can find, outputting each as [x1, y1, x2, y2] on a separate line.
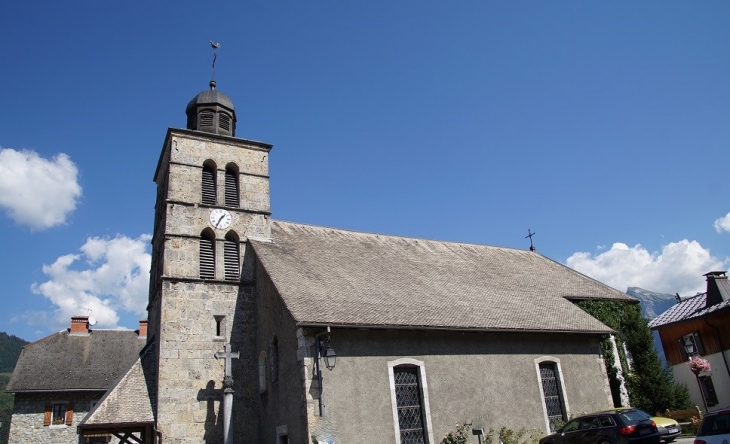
[216, 214, 226, 227]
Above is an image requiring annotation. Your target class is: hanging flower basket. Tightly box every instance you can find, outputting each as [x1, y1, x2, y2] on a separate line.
[688, 356, 711, 375]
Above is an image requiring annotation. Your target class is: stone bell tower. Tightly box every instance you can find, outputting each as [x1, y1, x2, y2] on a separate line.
[147, 79, 272, 443]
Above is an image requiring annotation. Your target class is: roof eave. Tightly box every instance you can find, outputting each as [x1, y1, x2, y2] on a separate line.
[296, 321, 613, 335]
[6, 388, 109, 394]
[650, 305, 730, 330]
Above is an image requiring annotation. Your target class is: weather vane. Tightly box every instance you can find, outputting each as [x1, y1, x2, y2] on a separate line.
[210, 40, 221, 80]
[525, 229, 536, 252]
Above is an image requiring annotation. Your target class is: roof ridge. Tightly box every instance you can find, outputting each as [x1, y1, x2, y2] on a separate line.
[270, 219, 529, 252]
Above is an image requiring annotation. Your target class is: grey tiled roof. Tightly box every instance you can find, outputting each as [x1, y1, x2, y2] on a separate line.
[6, 330, 145, 392]
[250, 221, 634, 333]
[79, 341, 157, 427]
[648, 293, 730, 329]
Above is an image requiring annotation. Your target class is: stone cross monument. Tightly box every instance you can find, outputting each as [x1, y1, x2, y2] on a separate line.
[215, 343, 240, 444]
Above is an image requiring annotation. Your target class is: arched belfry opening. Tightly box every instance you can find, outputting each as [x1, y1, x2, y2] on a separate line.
[186, 80, 237, 137]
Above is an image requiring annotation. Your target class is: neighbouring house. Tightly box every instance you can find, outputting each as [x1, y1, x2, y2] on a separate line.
[649, 271, 730, 412]
[5, 317, 147, 444]
[7, 79, 639, 444]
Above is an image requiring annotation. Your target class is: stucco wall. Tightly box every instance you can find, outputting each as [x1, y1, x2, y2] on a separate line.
[8, 392, 104, 444]
[303, 328, 612, 443]
[671, 351, 730, 412]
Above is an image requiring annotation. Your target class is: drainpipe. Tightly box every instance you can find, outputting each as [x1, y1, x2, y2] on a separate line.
[704, 318, 730, 381]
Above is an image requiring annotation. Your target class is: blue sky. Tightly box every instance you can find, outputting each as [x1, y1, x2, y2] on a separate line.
[1, 1, 728, 341]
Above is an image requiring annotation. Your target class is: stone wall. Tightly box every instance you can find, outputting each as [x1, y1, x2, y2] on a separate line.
[155, 281, 258, 444]
[8, 392, 104, 444]
[255, 263, 310, 444]
[150, 129, 272, 444]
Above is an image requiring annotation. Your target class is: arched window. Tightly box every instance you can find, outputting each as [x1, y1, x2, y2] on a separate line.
[201, 162, 217, 205]
[387, 358, 434, 444]
[270, 336, 279, 383]
[535, 357, 568, 432]
[199, 229, 215, 279]
[259, 351, 268, 393]
[224, 164, 239, 207]
[224, 232, 239, 281]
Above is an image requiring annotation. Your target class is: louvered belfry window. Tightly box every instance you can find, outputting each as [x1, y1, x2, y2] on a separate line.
[540, 362, 566, 431]
[219, 113, 231, 132]
[199, 235, 215, 279]
[224, 168, 239, 207]
[224, 237, 239, 281]
[199, 110, 214, 128]
[394, 367, 426, 444]
[202, 165, 216, 205]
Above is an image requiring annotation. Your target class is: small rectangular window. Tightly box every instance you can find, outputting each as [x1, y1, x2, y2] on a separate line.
[46, 401, 72, 426]
[52, 403, 67, 425]
[678, 331, 705, 360]
[214, 315, 225, 338]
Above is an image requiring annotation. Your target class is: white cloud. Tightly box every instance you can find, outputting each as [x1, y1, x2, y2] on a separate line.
[566, 240, 728, 296]
[31, 234, 152, 331]
[0, 148, 82, 230]
[714, 211, 730, 234]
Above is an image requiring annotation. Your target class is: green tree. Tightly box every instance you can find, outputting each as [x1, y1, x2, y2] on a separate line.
[0, 332, 28, 444]
[620, 307, 691, 414]
[574, 300, 690, 413]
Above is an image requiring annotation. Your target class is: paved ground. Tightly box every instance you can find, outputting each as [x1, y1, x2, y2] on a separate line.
[674, 437, 696, 444]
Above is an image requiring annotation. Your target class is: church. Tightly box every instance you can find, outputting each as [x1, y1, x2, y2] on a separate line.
[8, 80, 635, 444]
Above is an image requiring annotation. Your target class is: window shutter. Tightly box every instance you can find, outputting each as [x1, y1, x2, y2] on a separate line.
[224, 239, 239, 281]
[43, 403, 52, 426]
[700, 376, 718, 406]
[678, 338, 688, 361]
[200, 238, 215, 279]
[224, 169, 239, 207]
[201, 166, 216, 205]
[65, 402, 74, 425]
[694, 332, 705, 355]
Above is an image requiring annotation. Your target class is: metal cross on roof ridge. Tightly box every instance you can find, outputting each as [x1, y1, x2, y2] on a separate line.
[526, 229, 536, 251]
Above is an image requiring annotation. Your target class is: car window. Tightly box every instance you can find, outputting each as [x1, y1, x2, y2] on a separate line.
[581, 417, 600, 429]
[599, 416, 616, 427]
[699, 415, 730, 436]
[562, 419, 581, 433]
[619, 410, 651, 425]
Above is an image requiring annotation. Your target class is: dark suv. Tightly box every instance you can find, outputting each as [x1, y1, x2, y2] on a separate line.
[539, 409, 660, 444]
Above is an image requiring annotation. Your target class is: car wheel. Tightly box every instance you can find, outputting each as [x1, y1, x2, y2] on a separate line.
[599, 440, 611, 444]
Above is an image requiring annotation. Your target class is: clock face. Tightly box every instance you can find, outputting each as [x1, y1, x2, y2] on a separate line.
[209, 209, 232, 229]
